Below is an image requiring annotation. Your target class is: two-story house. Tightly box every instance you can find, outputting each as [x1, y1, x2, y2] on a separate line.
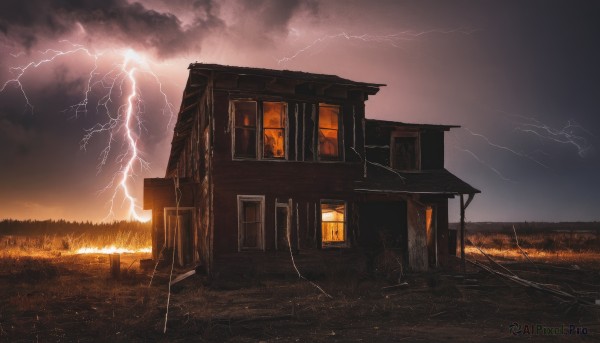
[143, 63, 479, 275]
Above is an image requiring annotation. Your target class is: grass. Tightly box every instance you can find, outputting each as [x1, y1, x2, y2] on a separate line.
[465, 230, 600, 266]
[0, 230, 151, 256]
[0, 223, 598, 341]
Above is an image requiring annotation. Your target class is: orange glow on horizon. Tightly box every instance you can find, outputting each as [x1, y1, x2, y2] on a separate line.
[75, 245, 151, 254]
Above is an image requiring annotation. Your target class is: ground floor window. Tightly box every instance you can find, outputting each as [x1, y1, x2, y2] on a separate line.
[237, 195, 265, 250]
[321, 200, 346, 246]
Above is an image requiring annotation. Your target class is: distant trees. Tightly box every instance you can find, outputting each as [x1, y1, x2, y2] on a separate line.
[0, 219, 151, 236]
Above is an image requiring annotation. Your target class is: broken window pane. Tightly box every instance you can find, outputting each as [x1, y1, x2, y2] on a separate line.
[234, 101, 257, 158]
[392, 136, 418, 170]
[321, 201, 346, 244]
[263, 102, 286, 158]
[318, 104, 340, 159]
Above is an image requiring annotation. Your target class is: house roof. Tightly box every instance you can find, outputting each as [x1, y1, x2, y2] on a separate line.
[365, 119, 460, 131]
[189, 63, 386, 94]
[355, 163, 480, 195]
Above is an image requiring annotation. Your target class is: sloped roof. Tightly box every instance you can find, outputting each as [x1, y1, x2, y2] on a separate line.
[365, 119, 460, 131]
[189, 63, 385, 94]
[355, 163, 480, 195]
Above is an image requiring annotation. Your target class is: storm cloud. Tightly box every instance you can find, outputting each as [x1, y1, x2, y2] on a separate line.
[0, 0, 225, 58]
[0, 1, 599, 222]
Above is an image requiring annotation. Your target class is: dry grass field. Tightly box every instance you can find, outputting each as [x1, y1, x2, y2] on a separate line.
[0, 223, 599, 342]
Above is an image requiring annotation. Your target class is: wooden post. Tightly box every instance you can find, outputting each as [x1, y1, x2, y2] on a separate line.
[110, 253, 120, 279]
[460, 194, 466, 274]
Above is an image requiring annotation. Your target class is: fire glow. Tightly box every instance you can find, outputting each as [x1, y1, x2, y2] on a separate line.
[75, 245, 152, 254]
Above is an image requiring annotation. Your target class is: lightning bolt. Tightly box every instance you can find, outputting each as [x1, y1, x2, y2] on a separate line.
[1, 43, 95, 113]
[449, 131, 517, 183]
[463, 127, 549, 169]
[277, 27, 479, 65]
[1, 42, 175, 222]
[494, 109, 594, 158]
[515, 121, 593, 158]
[454, 146, 516, 183]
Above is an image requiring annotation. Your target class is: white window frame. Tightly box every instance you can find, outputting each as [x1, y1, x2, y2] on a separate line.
[237, 195, 266, 251]
[320, 199, 349, 248]
[274, 199, 292, 250]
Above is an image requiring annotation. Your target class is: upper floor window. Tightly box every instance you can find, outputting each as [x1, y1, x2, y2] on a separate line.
[263, 102, 287, 159]
[233, 101, 257, 158]
[391, 133, 419, 170]
[318, 104, 340, 160]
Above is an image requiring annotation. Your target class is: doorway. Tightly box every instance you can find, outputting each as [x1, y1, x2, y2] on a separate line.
[164, 207, 195, 266]
[425, 205, 437, 267]
[358, 201, 407, 268]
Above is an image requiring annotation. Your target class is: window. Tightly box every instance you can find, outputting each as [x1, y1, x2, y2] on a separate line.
[318, 104, 340, 160]
[321, 200, 346, 246]
[263, 102, 286, 159]
[233, 101, 257, 158]
[391, 133, 419, 170]
[237, 195, 265, 250]
[275, 201, 290, 250]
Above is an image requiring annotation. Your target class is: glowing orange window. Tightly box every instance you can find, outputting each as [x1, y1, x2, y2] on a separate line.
[318, 104, 340, 160]
[263, 102, 286, 159]
[321, 201, 346, 245]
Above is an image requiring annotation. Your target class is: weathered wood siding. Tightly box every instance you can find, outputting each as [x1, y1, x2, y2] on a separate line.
[209, 85, 367, 255]
[420, 130, 444, 170]
[407, 199, 428, 271]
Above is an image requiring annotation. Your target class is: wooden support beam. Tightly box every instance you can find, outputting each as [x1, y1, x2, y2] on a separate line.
[460, 194, 466, 274]
[459, 193, 474, 274]
[110, 253, 120, 279]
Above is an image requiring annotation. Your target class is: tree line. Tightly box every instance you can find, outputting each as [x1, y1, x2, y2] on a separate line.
[0, 219, 151, 236]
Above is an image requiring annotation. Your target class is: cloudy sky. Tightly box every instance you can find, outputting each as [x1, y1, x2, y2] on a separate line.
[0, 0, 598, 222]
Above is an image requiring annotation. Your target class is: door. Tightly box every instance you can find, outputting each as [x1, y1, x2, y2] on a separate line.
[165, 208, 194, 266]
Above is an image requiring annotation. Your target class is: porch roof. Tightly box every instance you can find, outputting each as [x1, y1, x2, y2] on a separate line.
[355, 163, 480, 195]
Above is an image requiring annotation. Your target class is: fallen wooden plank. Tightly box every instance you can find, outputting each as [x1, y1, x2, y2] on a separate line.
[381, 282, 408, 290]
[169, 269, 196, 286]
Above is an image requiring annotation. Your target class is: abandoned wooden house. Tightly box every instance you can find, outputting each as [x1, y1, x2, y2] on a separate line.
[143, 63, 480, 275]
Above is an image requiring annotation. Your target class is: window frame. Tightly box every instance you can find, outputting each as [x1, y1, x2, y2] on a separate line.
[320, 199, 348, 248]
[237, 195, 266, 251]
[232, 100, 258, 160]
[317, 103, 344, 162]
[274, 199, 292, 251]
[390, 131, 420, 171]
[261, 101, 288, 160]
[231, 100, 289, 161]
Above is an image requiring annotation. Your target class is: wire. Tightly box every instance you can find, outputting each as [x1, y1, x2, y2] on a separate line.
[163, 174, 182, 333]
[286, 207, 333, 299]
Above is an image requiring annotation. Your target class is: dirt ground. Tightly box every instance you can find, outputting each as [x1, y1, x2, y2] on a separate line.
[0, 250, 599, 342]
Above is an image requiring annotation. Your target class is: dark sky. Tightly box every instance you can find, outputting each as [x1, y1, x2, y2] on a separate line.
[0, 0, 598, 222]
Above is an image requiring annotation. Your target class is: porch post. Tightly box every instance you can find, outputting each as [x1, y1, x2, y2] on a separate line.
[460, 194, 465, 273]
